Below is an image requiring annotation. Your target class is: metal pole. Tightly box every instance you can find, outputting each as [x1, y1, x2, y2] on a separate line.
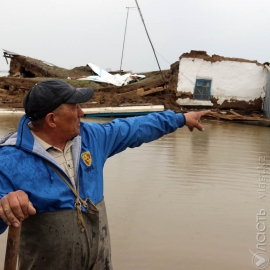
[134, 0, 167, 88]
[120, 7, 136, 74]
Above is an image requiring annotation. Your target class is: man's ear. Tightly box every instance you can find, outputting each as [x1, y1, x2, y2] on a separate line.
[45, 113, 57, 128]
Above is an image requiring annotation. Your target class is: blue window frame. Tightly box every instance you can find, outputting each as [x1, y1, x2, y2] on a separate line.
[194, 79, 212, 100]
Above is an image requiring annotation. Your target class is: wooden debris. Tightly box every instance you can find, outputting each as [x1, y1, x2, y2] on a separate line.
[229, 109, 244, 117]
[137, 87, 164, 97]
[117, 87, 165, 98]
[208, 111, 270, 122]
[117, 90, 137, 98]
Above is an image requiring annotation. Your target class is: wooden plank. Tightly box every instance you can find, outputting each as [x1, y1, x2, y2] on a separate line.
[117, 90, 137, 98]
[137, 87, 164, 97]
[229, 110, 244, 117]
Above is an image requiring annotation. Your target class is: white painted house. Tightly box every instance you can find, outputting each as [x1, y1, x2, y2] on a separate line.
[176, 51, 268, 111]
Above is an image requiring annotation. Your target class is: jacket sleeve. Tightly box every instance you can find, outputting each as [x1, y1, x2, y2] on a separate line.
[0, 218, 7, 234]
[0, 170, 16, 234]
[84, 110, 185, 159]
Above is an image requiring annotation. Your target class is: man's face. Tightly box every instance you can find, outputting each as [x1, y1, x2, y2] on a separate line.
[53, 103, 84, 140]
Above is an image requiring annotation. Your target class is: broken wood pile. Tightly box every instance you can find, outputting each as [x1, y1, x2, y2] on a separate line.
[206, 110, 270, 126]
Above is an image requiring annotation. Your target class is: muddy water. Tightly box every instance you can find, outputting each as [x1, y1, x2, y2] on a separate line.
[0, 114, 269, 270]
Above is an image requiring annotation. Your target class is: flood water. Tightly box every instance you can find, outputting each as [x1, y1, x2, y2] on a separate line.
[0, 114, 269, 270]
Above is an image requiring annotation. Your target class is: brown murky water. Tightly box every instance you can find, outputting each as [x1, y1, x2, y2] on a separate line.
[0, 114, 269, 270]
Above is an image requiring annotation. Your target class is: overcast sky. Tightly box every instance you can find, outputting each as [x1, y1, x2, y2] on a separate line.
[1, 0, 269, 73]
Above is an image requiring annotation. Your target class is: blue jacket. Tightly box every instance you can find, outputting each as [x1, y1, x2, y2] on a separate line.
[0, 110, 185, 233]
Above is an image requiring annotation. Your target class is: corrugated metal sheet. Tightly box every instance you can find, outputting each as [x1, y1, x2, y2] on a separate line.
[264, 71, 270, 118]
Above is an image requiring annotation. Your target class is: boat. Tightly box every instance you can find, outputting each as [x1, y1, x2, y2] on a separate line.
[82, 105, 164, 117]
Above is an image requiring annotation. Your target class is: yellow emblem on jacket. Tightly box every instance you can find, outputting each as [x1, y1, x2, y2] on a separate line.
[81, 151, 92, 167]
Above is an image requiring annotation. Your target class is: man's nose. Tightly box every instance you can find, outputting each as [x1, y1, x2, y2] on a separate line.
[78, 105, 84, 117]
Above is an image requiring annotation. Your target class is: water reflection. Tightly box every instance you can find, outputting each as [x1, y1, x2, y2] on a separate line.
[0, 114, 269, 270]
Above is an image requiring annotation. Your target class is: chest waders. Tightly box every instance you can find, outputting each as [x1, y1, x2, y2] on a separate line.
[18, 164, 112, 270]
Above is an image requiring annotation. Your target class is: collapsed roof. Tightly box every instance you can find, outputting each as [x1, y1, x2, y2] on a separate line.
[3, 49, 93, 78]
[2, 49, 145, 86]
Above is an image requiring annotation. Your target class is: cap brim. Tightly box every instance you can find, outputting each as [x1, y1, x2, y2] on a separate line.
[66, 88, 94, 104]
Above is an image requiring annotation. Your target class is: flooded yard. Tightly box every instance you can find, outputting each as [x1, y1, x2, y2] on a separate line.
[0, 114, 269, 269]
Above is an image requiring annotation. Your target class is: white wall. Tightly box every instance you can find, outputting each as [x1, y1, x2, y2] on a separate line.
[264, 71, 270, 118]
[177, 58, 268, 105]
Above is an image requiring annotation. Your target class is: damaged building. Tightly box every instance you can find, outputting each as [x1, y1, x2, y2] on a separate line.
[0, 49, 177, 112]
[176, 50, 268, 111]
[2, 49, 146, 86]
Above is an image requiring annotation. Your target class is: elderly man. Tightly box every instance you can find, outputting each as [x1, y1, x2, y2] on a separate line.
[0, 80, 208, 270]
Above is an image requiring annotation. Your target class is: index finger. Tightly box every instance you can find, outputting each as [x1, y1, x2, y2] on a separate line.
[194, 121, 204, 131]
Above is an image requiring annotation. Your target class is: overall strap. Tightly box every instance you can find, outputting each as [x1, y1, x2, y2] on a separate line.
[46, 161, 98, 232]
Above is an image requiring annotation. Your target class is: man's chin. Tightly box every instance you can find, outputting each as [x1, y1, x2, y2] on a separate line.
[75, 129, 80, 136]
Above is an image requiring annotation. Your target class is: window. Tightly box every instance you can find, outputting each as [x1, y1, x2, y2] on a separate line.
[194, 79, 212, 100]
